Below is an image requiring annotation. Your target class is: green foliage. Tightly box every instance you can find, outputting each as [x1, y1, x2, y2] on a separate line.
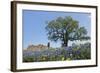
[66, 58, 71, 61]
[45, 16, 90, 47]
[23, 56, 35, 62]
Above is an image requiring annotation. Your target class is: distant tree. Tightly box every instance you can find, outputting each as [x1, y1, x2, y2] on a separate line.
[45, 16, 90, 47]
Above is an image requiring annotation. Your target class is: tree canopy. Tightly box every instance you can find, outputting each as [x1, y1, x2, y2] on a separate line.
[45, 16, 90, 47]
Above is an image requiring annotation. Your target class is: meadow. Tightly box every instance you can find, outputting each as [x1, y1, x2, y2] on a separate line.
[23, 42, 91, 62]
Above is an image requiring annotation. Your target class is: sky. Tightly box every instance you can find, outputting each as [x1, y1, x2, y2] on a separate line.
[22, 10, 91, 49]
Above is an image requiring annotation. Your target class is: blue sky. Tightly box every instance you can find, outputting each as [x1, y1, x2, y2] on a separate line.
[23, 10, 91, 49]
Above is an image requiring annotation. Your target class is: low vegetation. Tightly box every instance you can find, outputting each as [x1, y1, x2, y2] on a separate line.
[23, 43, 91, 62]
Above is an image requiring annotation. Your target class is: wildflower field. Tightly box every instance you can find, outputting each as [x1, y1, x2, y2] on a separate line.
[23, 43, 91, 62]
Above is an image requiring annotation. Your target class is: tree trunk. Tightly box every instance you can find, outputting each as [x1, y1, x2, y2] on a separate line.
[63, 31, 68, 47]
[64, 39, 68, 47]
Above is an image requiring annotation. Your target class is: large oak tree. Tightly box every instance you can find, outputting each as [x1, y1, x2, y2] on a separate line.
[45, 16, 90, 47]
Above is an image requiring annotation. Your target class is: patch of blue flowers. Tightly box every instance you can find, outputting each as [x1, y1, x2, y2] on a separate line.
[23, 43, 91, 62]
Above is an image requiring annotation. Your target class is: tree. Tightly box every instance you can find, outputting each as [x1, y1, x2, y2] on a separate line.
[45, 16, 90, 47]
